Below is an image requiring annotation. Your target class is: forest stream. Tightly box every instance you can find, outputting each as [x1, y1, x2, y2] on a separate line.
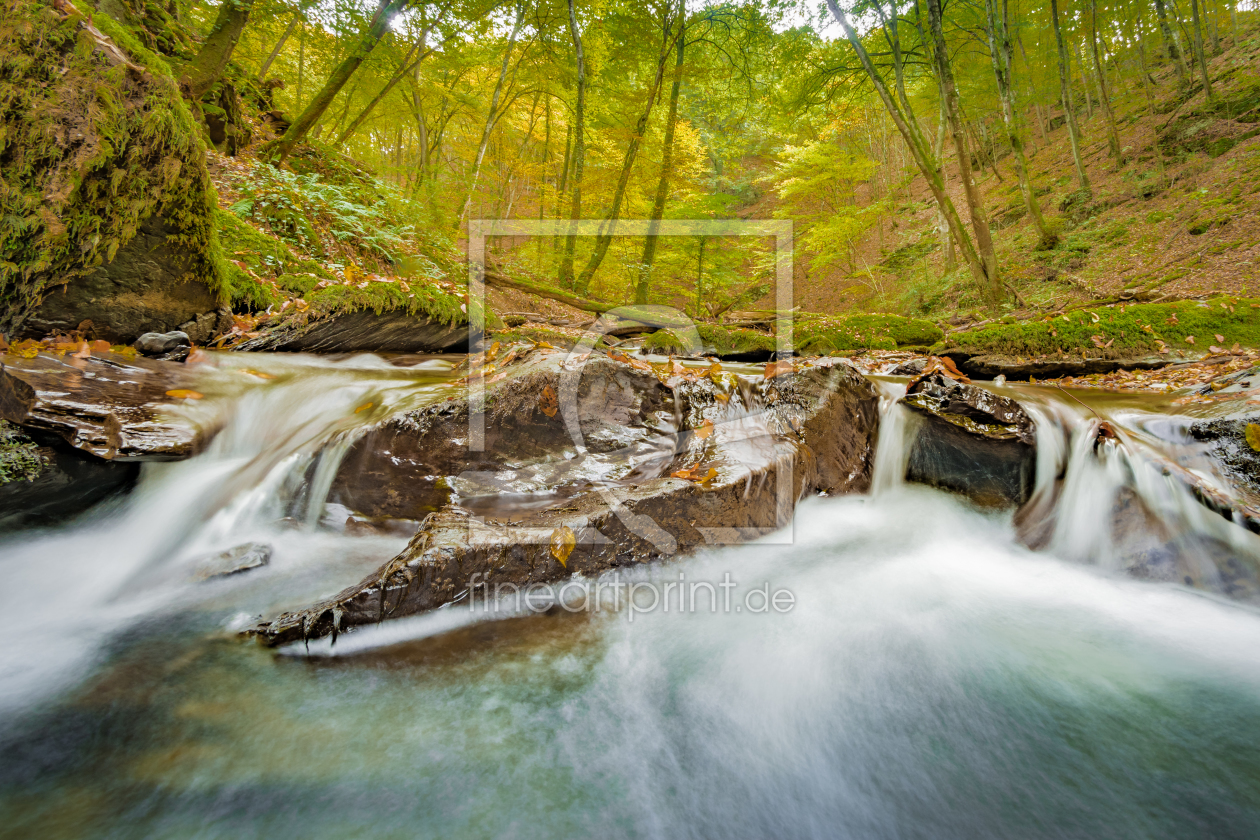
[1, 350, 1259, 839]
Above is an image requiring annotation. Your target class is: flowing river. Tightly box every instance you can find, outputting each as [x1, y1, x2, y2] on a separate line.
[2, 352, 1259, 839]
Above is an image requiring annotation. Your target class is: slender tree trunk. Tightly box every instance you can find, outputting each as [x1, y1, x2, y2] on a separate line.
[458, 0, 526, 226]
[826, 0, 991, 301]
[1089, 0, 1123, 161]
[574, 14, 677, 294]
[1073, 40, 1095, 118]
[1189, 0, 1214, 101]
[257, 9, 300, 81]
[693, 236, 705, 317]
[266, 0, 411, 164]
[927, 0, 1000, 300]
[182, 0, 254, 98]
[1052, 0, 1091, 195]
[934, 101, 956, 271]
[985, 0, 1052, 245]
[296, 20, 305, 102]
[337, 31, 438, 146]
[1155, 0, 1189, 86]
[559, 0, 586, 289]
[635, 14, 685, 305]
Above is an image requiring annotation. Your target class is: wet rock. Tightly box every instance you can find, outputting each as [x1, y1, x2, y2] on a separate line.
[1189, 414, 1260, 506]
[941, 350, 1166, 381]
[234, 310, 469, 354]
[193, 542, 272, 580]
[901, 372, 1036, 506]
[0, 422, 138, 527]
[134, 331, 191, 356]
[887, 358, 927, 376]
[0, 351, 207, 460]
[251, 355, 880, 645]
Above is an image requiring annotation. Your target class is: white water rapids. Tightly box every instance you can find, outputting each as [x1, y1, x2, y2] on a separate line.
[1, 353, 1259, 839]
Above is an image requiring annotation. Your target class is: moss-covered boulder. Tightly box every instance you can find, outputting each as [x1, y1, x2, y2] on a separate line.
[0, 0, 227, 342]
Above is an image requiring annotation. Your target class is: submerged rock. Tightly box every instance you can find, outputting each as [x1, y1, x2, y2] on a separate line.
[251, 352, 880, 645]
[900, 372, 1036, 506]
[0, 420, 138, 526]
[193, 542, 272, 580]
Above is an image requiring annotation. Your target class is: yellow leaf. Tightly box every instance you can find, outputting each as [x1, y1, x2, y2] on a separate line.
[1246, 423, 1260, 453]
[550, 526, 576, 568]
[694, 418, 714, 440]
[355, 401, 374, 414]
[165, 389, 203, 400]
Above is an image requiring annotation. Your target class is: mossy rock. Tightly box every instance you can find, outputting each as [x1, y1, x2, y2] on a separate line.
[938, 297, 1260, 359]
[795, 314, 945, 354]
[0, 0, 228, 341]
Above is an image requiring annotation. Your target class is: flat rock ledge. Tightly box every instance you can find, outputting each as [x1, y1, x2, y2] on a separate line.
[249, 352, 880, 646]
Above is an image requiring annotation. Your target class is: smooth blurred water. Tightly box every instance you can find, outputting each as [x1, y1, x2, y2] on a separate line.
[2, 358, 1260, 839]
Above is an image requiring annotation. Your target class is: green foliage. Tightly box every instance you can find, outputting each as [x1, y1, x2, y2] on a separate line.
[215, 208, 330, 309]
[645, 324, 777, 357]
[942, 297, 1260, 358]
[0, 0, 227, 334]
[0, 420, 46, 485]
[302, 279, 468, 326]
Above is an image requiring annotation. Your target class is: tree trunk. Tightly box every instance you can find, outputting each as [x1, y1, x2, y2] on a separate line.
[1155, 0, 1188, 86]
[1089, 0, 1123, 162]
[825, 0, 990, 301]
[927, 0, 1000, 301]
[257, 9, 300, 81]
[1051, 0, 1091, 196]
[984, 0, 1052, 245]
[635, 14, 685, 305]
[266, 0, 411, 164]
[934, 101, 956, 271]
[337, 31, 437, 146]
[182, 0, 254, 98]
[1189, 0, 1214, 101]
[558, 0, 586, 289]
[458, 0, 527, 226]
[574, 13, 678, 294]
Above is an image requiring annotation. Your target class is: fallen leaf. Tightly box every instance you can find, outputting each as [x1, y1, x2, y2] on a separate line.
[185, 348, 211, 365]
[539, 384, 559, 418]
[549, 526, 576, 568]
[1247, 423, 1260, 453]
[1216, 334, 1225, 343]
[694, 418, 714, 440]
[165, 389, 203, 400]
[354, 402, 374, 414]
[239, 369, 275, 379]
[1185, 336, 1195, 345]
[90, 340, 111, 352]
[1210, 346, 1224, 354]
[764, 359, 794, 379]
[1091, 335, 1105, 348]
[71, 341, 90, 359]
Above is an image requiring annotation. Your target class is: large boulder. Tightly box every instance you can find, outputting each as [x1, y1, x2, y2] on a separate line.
[0, 0, 227, 343]
[233, 310, 469, 354]
[900, 370, 1037, 506]
[250, 351, 881, 645]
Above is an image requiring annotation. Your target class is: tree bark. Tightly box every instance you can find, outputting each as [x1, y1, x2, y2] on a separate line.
[635, 13, 685, 305]
[1154, 0, 1189, 85]
[1088, 0, 1123, 162]
[182, 0, 254, 98]
[558, 0, 586, 289]
[984, 0, 1052, 245]
[826, 0, 993, 303]
[573, 12, 678, 294]
[1051, 0, 1091, 196]
[926, 0, 1000, 300]
[1189, 0, 1214, 101]
[458, 0, 527, 226]
[266, 0, 411, 164]
[337, 23, 443, 146]
[257, 8, 300, 81]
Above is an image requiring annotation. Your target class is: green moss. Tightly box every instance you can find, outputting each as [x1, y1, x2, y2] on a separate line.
[215, 208, 331, 310]
[491, 325, 592, 349]
[795, 314, 945, 354]
[940, 297, 1260, 358]
[0, 420, 47, 485]
[0, 0, 228, 334]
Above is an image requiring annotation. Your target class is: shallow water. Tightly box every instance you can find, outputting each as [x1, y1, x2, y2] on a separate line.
[2, 356, 1260, 839]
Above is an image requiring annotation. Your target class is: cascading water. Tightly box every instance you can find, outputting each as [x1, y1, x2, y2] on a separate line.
[2, 354, 1259, 839]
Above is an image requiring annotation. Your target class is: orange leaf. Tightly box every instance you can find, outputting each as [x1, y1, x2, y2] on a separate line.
[90, 340, 111, 352]
[694, 418, 714, 440]
[354, 402, 374, 414]
[539, 384, 559, 418]
[764, 359, 794, 379]
[165, 389, 203, 400]
[549, 525, 576, 568]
